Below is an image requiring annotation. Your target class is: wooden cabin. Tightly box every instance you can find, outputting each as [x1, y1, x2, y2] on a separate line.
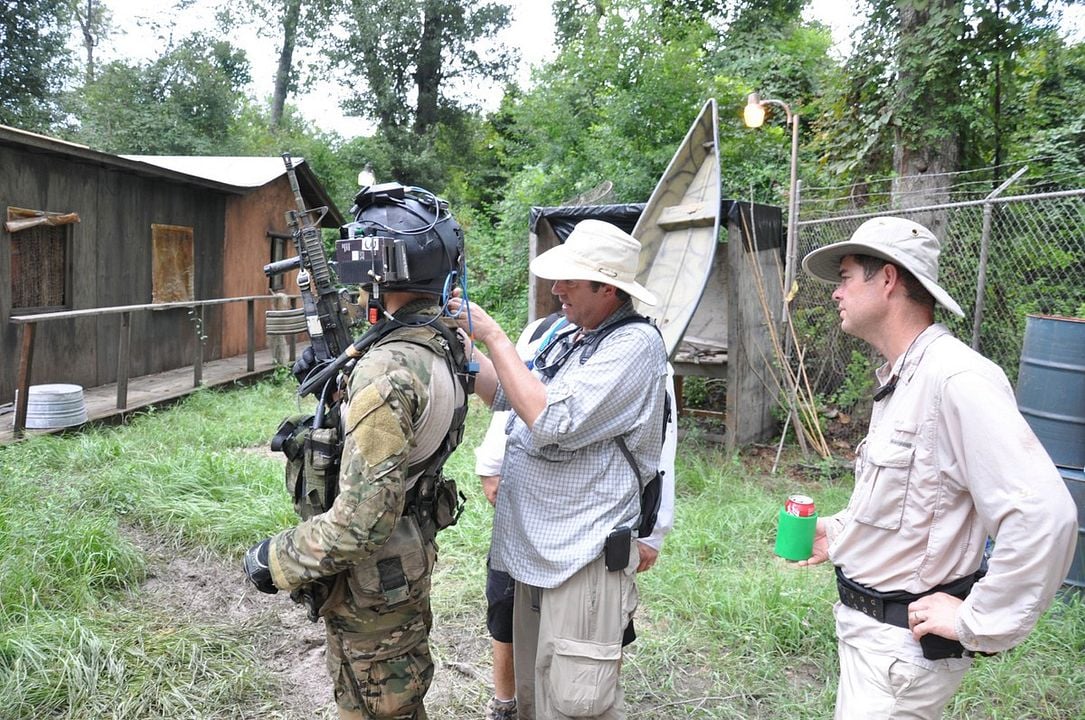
[528, 201, 784, 449]
[0, 125, 343, 408]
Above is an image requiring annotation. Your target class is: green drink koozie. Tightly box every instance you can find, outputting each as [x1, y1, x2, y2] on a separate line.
[774, 509, 817, 561]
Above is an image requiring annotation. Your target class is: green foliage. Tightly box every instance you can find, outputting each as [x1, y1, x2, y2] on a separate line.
[0, 0, 74, 131]
[829, 350, 875, 410]
[69, 34, 251, 154]
[330, 0, 514, 186]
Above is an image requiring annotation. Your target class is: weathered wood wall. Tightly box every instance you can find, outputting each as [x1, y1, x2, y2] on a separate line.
[0, 145, 227, 404]
[221, 180, 299, 357]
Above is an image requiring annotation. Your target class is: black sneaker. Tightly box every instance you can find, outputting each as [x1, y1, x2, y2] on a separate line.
[485, 696, 517, 720]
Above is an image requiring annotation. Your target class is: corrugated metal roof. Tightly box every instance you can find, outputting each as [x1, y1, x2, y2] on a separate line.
[121, 155, 302, 188]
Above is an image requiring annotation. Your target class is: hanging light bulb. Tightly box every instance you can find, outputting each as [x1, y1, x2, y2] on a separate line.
[743, 93, 766, 128]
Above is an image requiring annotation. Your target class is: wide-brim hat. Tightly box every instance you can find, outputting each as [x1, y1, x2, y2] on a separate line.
[530, 219, 658, 306]
[801, 216, 964, 317]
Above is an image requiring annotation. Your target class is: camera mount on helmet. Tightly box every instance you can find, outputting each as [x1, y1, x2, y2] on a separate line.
[336, 182, 464, 311]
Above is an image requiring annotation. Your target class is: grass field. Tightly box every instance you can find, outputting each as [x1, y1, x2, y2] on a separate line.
[0, 373, 1082, 719]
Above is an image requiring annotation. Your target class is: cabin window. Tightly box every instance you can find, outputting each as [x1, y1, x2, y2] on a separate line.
[7, 207, 72, 312]
[151, 224, 194, 303]
[268, 231, 292, 292]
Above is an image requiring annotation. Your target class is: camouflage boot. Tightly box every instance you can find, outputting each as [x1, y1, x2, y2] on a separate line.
[485, 696, 517, 720]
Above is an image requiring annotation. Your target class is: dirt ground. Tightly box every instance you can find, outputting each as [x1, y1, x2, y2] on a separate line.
[126, 518, 497, 719]
[122, 437, 844, 719]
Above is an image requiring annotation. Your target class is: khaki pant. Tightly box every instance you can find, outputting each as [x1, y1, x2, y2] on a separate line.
[835, 638, 970, 720]
[512, 543, 639, 720]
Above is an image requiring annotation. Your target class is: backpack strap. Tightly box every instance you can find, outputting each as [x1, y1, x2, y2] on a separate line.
[529, 312, 564, 344]
[578, 313, 658, 364]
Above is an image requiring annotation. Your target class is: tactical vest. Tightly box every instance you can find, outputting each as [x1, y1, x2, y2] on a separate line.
[272, 313, 471, 532]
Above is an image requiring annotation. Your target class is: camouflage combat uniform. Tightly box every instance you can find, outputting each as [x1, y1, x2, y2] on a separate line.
[268, 300, 467, 720]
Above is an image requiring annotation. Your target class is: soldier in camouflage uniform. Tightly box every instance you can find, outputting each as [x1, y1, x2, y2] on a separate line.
[245, 183, 471, 720]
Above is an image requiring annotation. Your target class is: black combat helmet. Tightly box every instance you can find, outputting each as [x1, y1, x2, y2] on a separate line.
[336, 182, 464, 297]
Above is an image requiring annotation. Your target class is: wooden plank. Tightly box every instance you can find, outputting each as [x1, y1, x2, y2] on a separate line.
[0, 349, 282, 447]
[246, 299, 255, 372]
[9, 295, 280, 323]
[724, 215, 783, 450]
[117, 311, 131, 409]
[657, 202, 715, 231]
[14, 323, 36, 436]
[194, 306, 204, 386]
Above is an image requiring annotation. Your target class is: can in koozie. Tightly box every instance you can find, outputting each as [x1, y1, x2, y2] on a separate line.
[785, 494, 816, 517]
[775, 493, 818, 561]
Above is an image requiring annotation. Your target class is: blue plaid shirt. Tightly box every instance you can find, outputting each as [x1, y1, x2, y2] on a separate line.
[490, 303, 668, 588]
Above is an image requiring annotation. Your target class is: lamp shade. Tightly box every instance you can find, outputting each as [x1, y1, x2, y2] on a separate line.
[743, 97, 765, 128]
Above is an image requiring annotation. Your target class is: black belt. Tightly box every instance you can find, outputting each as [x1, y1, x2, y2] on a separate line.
[835, 568, 988, 660]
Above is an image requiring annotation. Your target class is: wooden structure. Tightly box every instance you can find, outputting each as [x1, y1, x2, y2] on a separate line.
[0, 125, 342, 410]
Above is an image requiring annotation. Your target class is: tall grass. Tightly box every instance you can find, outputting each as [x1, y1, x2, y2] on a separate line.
[0, 376, 297, 719]
[1, 373, 1082, 718]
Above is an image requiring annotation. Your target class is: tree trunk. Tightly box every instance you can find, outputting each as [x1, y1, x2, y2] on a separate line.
[272, 0, 303, 127]
[413, 0, 444, 135]
[891, 0, 963, 237]
[74, 0, 98, 83]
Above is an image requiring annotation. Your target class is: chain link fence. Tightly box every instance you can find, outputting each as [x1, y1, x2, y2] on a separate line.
[790, 172, 1085, 403]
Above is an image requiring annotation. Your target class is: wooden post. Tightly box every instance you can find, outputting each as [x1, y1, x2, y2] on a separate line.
[288, 296, 298, 362]
[117, 311, 131, 409]
[725, 203, 784, 450]
[13, 322, 36, 436]
[246, 299, 255, 372]
[193, 306, 204, 386]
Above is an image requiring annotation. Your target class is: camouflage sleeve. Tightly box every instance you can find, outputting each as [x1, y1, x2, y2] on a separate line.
[268, 344, 431, 591]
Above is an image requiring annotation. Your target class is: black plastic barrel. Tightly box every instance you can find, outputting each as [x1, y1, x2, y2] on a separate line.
[1016, 315, 1085, 469]
[1061, 466, 1085, 592]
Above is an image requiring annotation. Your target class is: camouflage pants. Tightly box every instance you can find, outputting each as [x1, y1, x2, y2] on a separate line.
[325, 597, 434, 720]
[322, 523, 437, 720]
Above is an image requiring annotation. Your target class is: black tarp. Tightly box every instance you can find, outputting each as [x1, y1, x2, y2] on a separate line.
[530, 200, 783, 258]
[529, 203, 645, 242]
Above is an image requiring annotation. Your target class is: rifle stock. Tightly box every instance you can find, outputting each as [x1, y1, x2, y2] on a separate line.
[5, 212, 80, 233]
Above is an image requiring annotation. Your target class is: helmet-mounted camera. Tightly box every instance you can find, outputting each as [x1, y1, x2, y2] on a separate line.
[336, 182, 464, 300]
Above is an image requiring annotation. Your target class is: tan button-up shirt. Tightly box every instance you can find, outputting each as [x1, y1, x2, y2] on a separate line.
[826, 324, 1077, 657]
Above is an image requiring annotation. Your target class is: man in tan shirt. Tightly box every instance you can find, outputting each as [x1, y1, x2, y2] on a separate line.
[799, 216, 1077, 719]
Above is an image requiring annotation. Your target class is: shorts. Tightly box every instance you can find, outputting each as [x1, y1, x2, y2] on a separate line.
[486, 562, 637, 646]
[486, 565, 516, 643]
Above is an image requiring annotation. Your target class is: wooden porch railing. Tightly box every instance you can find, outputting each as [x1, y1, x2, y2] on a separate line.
[9, 295, 294, 436]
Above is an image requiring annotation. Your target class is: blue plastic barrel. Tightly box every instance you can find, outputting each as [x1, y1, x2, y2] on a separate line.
[1016, 315, 1085, 469]
[1060, 466, 1085, 592]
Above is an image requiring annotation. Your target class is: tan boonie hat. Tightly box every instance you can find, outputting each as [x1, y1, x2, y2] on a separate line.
[530, 219, 658, 306]
[801, 216, 965, 317]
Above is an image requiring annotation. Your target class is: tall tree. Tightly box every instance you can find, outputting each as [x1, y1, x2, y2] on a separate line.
[812, 0, 1067, 215]
[73, 33, 251, 154]
[0, 0, 73, 131]
[226, 0, 337, 128]
[331, 0, 514, 184]
[70, 0, 109, 83]
[271, 0, 302, 126]
[890, 0, 964, 222]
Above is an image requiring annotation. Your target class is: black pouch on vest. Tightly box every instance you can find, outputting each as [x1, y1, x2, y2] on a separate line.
[605, 527, 632, 571]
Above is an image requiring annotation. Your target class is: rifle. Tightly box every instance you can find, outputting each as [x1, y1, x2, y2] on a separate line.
[5, 212, 80, 233]
[265, 153, 356, 400]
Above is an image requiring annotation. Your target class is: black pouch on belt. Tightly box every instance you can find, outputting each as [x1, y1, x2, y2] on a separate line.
[917, 572, 985, 660]
[605, 527, 632, 571]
